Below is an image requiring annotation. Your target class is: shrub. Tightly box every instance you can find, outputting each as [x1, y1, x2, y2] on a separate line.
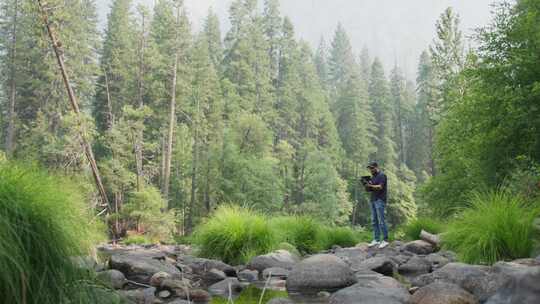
[193, 205, 276, 265]
[211, 285, 287, 304]
[270, 216, 322, 254]
[403, 217, 446, 241]
[0, 162, 106, 304]
[443, 190, 538, 265]
[319, 226, 360, 249]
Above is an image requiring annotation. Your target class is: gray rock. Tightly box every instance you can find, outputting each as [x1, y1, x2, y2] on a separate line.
[411, 263, 502, 302]
[208, 278, 248, 297]
[334, 247, 369, 268]
[188, 289, 211, 302]
[96, 269, 127, 289]
[177, 255, 234, 275]
[267, 298, 294, 304]
[357, 256, 396, 276]
[167, 301, 191, 304]
[398, 256, 432, 276]
[403, 240, 434, 255]
[329, 276, 409, 304]
[118, 287, 156, 304]
[409, 282, 478, 304]
[109, 251, 181, 284]
[425, 253, 451, 270]
[238, 269, 259, 282]
[160, 278, 191, 297]
[263, 267, 290, 279]
[248, 250, 300, 272]
[149, 271, 171, 287]
[286, 254, 357, 294]
[486, 265, 540, 304]
[201, 268, 227, 285]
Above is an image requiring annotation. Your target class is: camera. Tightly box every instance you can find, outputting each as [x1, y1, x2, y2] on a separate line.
[360, 175, 372, 186]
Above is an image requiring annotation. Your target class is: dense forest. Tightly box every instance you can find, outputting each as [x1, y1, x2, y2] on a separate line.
[2, 0, 540, 303]
[0, 0, 539, 241]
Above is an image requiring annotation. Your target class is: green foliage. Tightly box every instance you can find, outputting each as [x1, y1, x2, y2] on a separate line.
[0, 162, 105, 304]
[403, 217, 445, 241]
[443, 191, 538, 265]
[193, 205, 276, 265]
[122, 186, 176, 243]
[319, 226, 360, 249]
[269, 216, 322, 254]
[211, 285, 288, 304]
[122, 234, 151, 246]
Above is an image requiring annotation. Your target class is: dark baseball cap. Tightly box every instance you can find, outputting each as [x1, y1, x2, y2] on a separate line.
[366, 162, 379, 168]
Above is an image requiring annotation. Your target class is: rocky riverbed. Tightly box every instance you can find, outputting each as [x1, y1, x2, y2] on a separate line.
[88, 240, 540, 304]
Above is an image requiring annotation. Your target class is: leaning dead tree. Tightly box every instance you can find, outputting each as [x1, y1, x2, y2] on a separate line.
[37, 0, 111, 212]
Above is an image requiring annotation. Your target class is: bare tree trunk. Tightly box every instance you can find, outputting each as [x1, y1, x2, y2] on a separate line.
[37, 0, 110, 210]
[5, 0, 18, 156]
[162, 3, 181, 207]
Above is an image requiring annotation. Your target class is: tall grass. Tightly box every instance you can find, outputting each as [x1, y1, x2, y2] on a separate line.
[319, 226, 361, 249]
[269, 216, 322, 254]
[402, 217, 445, 241]
[193, 205, 276, 264]
[443, 190, 538, 265]
[0, 162, 107, 304]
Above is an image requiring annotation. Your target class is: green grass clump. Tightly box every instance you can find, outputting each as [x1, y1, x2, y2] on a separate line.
[319, 226, 360, 249]
[270, 216, 322, 255]
[0, 162, 107, 304]
[193, 205, 276, 265]
[122, 234, 151, 245]
[211, 285, 288, 304]
[443, 190, 538, 265]
[403, 217, 446, 241]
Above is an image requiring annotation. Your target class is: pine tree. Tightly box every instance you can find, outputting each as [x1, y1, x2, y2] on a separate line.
[314, 37, 329, 90]
[95, 0, 137, 134]
[389, 64, 406, 165]
[369, 58, 396, 170]
[429, 7, 465, 120]
[203, 8, 223, 70]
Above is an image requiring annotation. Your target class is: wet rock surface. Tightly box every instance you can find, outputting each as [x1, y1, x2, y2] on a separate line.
[94, 242, 540, 304]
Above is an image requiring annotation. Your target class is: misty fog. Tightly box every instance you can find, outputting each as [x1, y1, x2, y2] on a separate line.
[95, 0, 495, 78]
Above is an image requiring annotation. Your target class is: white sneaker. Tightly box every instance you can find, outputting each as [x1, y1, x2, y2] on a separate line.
[378, 240, 389, 249]
[368, 240, 380, 247]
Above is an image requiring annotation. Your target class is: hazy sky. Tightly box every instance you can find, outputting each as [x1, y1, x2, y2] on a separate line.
[95, 0, 496, 79]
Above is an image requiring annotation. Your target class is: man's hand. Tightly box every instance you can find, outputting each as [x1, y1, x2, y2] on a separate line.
[367, 184, 383, 190]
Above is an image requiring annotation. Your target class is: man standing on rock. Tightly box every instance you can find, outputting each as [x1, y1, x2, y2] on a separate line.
[365, 162, 389, 249]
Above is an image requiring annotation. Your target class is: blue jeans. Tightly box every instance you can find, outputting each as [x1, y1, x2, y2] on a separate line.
[371, 199, 388, 241]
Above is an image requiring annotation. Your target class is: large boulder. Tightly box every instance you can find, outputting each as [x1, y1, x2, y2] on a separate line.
[398, 256, 432, 276]
[329, 275, 409, 304]
[425, 253, 451, 270]
[96, 269, 127, 289]
[286, 254, 357, 294]
[248, 250, 300, 272]
[357, 256, 397, 276]
[404, 240, 435, 255]
[409, 282, 478, 304]
[485, 264, 540, 304]
[412, 263, 503, 302]
[109, 251, 181, 284]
